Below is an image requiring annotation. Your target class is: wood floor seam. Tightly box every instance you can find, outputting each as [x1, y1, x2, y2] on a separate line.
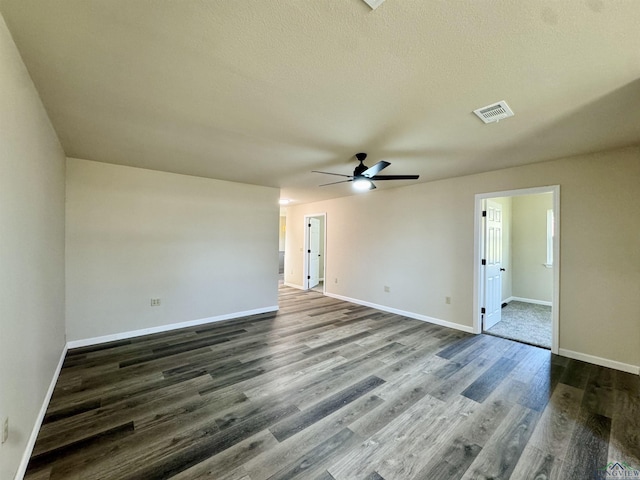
[25, 285, 640, 480]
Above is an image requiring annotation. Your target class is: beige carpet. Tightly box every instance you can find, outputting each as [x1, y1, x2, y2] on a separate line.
[485, 301, 552, 349]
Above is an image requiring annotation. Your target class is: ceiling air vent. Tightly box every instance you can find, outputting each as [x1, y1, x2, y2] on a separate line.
[473, 101, 514, 124]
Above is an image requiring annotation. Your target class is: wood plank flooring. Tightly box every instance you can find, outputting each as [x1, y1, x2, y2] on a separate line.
[25, 286, 640, 479]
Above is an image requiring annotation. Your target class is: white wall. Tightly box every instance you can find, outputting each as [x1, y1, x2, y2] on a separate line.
[285, 146, 640, 370]
[312, 215, 326, 280]
[512, 193, 553, 302]
[278, 216, 286, 251]
[0, 14, 66, 479]
[66, 159, 279, 342]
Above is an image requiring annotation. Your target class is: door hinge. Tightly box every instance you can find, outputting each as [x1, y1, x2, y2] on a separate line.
[308, 223, 311, 227]
[308, 249, 311, 253]
[481, 259, 486, 266]
[481, 307, 486, 314]
[307, 276, 311, 280]
[482, 210, 487, 217]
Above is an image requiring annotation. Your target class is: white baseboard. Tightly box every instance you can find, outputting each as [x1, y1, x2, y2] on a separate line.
[283, 282, 305, 290]
[324, 292, 474, 334]
[13, 303, 637, 480]
[15, 306, 278, 478]
[559, 348, 640, 375]
[506, 296, 552, 307]
[15, 343, 68, 480]
[67, 306, 279, 349]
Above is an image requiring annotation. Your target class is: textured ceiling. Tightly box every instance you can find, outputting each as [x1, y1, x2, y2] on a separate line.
[2, 0, 640, 204]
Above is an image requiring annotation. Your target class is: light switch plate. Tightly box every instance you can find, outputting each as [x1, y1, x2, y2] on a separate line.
[362, 0, 385, 10]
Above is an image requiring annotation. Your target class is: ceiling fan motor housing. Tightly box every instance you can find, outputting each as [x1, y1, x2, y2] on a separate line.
[354, 152, 368, 176]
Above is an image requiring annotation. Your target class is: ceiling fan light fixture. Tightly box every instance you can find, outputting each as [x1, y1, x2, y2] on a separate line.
[353, 178, 373, 191]
[313, 153, 417, 190]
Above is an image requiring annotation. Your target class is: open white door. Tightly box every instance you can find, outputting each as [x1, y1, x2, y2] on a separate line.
[307, 217, 320, 289]
[483, 200, 504, 330]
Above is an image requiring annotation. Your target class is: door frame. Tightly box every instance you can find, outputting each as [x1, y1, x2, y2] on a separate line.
[473, 185, 560, 354]
[303, 213, 327, 292]
[483, 199, 504, 331]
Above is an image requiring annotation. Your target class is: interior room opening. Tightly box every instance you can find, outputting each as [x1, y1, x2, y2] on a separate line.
[474, 186, 560, 353]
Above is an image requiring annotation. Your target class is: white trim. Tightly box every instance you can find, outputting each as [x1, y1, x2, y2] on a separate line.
[473, 196, 483, 336]
[551, 186, 560, 354]
[283, 282, 305, 290]
[324, 292, 474, 334]
[505, 296, 552, 307]
[546, 208, 554, 266]
[475, 185, 559, 198]
[15, 344, 68, 480]
[303, 213, 327, 292]
[473, 185, 560, 355]
[559, 348, 640, 375]
[66, 306, 279, 349]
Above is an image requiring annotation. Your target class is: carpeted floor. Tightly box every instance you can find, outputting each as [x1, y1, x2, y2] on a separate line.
[485, 301, 552, 349]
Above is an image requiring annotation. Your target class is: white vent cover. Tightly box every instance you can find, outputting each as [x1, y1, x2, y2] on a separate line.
[473, 101, 514, 124]
[362, 0, 385, 10]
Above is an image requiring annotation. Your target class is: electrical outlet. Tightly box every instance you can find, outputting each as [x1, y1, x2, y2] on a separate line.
[2, 417, 8, 444]
[446, 296, 451, 304]
[150, 298, 161, 306]
[384, 286, 390, 293]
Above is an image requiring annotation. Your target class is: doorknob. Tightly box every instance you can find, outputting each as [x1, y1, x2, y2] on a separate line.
[500, 268, 506, 271]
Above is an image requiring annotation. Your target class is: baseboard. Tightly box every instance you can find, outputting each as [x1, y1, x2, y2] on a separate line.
[506, 296, 552, 307]
[66, 306, 279, 349]
[559, 348, 640, 375]
[324, 292, 474, 334]
[15, 343, 68, 480]
[283, 282, 305, 290]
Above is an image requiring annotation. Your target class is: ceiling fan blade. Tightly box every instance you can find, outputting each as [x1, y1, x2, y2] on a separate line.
[319, 179, 353, 187]
[362, 161, 390, 178]
[370, 175, 420, 180]
[312, 171, 353, 178]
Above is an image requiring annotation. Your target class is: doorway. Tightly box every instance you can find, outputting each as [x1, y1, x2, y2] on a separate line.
[278, 214, 286, 285]
[474, 186, 560, 353]
[303, 213, 326, 293]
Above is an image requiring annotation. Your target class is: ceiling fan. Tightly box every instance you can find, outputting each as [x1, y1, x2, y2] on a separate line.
[312, 153, 419, 190]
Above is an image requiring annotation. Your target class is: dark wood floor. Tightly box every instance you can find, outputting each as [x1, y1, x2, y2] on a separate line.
[26, 286, 639, 479]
